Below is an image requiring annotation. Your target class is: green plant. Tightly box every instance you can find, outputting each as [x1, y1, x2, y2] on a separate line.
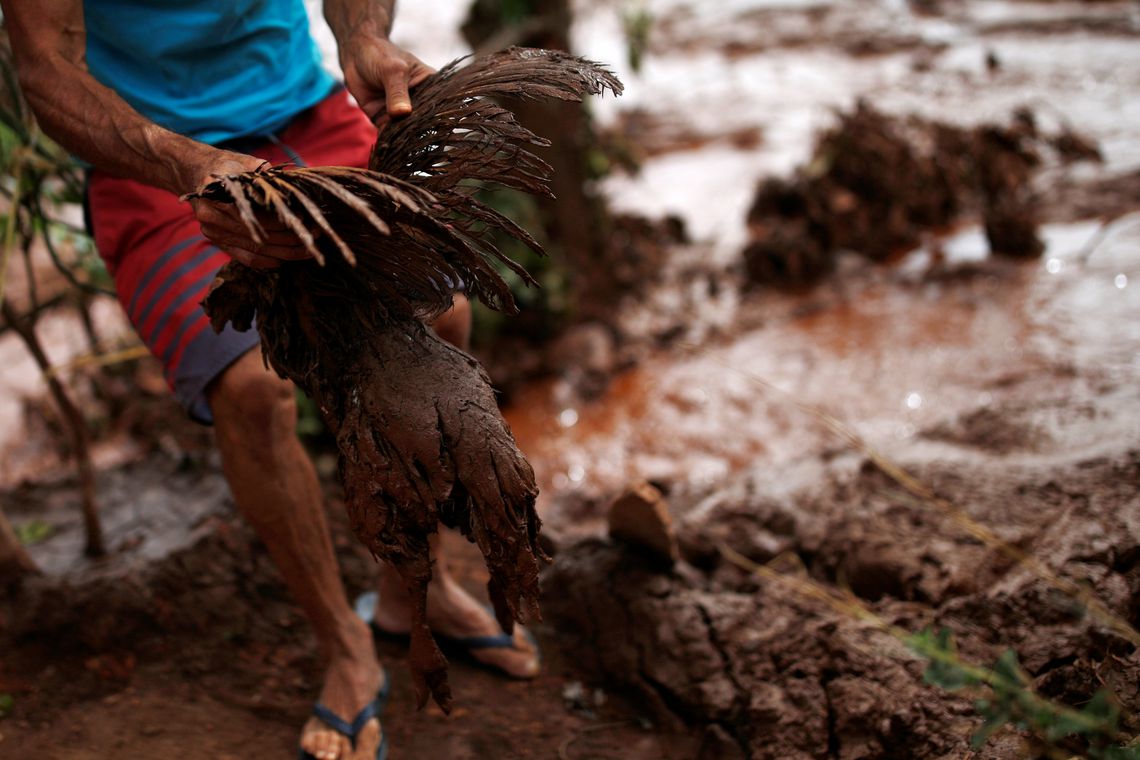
[14, 520, 53, 546]
[468, 185, 571, 350]
[0, 49, 111, 305]
[718, 545, 1139, 759]
[622, 4, 653, 73]
[914, 627, 1137, 758]
[0, 40, 108, 558]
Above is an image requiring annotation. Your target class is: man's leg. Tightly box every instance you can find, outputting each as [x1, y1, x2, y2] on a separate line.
[208, 351, 384, 760]
[371, 295, 540, 678]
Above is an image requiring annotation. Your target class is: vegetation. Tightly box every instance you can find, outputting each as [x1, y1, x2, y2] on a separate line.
[0, 42, 112, 567]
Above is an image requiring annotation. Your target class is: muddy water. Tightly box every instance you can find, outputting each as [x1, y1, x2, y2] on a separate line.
[505, 215, 1140, 534]
[493, 0, 1140, 532]
[585, 0, 1140, 265]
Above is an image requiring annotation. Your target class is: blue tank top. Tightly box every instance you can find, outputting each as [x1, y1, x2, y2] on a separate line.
[84, 0, 337, 145]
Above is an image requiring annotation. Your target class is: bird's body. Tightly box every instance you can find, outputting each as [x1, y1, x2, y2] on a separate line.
[195, 48, 622, 710]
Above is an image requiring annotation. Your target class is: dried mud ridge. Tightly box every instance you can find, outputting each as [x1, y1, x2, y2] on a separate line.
[194, 48, 622, 711]
[742, 103, 1103, 289]
[544, 437, 1140, 758]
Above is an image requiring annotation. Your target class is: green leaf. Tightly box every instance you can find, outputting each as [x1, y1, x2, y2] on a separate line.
[912, 627, 979, 691]
[1083, 689, 1121, 726]
[971, 707, 1011, 748]
[992, 649, 1030, 688]
[0, 693, 13, 718]
[14, 520, 53, 546]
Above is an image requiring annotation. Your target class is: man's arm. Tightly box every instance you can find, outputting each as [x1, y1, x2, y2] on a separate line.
[323, 0, 433, 124]
[0, 0, 304, 268]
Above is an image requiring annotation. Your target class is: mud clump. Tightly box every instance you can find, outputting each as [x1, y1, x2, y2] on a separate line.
[543, 447, 1140, 758]
[742, 103, 1101, 288]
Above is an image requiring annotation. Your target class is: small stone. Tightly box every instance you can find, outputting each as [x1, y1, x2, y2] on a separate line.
[561, 680, 587, 710]
[607, 482, 679, 564]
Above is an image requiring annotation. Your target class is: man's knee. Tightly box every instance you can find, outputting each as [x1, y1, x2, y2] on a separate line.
[207, 350, 297, 449]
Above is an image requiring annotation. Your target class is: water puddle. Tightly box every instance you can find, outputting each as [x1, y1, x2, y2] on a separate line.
[505, 216, 1140, 527]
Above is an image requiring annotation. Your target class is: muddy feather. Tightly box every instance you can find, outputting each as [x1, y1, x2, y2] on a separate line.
[190, 48, 622, 711]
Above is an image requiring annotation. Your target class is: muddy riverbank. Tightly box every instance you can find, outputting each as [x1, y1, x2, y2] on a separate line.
[2, 0, 1139, 757]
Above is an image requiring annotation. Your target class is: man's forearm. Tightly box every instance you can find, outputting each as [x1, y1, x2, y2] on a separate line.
[324, 0, 396, 49]
[2, 0, 239, 195]
[20, 61, 223, 194]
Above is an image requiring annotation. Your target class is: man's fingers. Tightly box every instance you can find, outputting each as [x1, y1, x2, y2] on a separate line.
[200, 225, 312, 261]
[196, 196, 317, 252]
[226, 246, 284, 270]
[198, 200, 294, 235]
[381, 60, 413, 117]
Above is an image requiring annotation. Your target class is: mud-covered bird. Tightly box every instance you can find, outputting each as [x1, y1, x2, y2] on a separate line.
[188, 48, 622, 711]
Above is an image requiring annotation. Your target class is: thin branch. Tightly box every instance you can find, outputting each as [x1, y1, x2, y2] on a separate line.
[34, 195, 114, 297]
[0, 148, 25, 313]
[43, 343, 149, 379]
[1, 299, 105, 557]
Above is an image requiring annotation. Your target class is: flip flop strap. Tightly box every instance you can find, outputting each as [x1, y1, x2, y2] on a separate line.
[448, 632, 515, 650]
[310, 702, 359, 739]
[350, 700, 380, 737]
[310, 694, 382, 743]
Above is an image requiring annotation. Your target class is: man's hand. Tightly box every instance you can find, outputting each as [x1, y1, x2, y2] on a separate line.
[325, 0, 432, 125]
[187, 152, 316, 270]
[341, 34, 433, 125]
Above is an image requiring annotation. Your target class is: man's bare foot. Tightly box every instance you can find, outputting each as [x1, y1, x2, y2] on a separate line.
[299, 618, 387, 760]
[372, 569, 540, 679]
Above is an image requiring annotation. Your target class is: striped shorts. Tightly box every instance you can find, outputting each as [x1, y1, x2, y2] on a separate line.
[87, 89, 375, 423]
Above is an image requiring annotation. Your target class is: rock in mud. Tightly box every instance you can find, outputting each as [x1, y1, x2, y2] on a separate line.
[607, 481, 679, 564]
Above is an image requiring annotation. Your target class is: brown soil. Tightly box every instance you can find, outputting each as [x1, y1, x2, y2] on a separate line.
[544, 442, 1140, 758]
[3, 4, 1140, 759]
[0, 451, 702, 759]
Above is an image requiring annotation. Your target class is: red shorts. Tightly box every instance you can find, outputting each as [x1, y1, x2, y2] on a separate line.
[88, 89, 375, 423]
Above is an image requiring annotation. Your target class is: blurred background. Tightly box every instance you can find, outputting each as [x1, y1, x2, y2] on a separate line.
[1, 1, 1138, 758]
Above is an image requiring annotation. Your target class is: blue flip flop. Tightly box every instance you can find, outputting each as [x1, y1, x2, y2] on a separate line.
[299, 674, 391, 760]
[354, 591, 542, 678]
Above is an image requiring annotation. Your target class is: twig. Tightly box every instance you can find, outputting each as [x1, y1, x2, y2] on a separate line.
[0, 292, 66, 337]
[1, 299, 105, 557]
[34, 195, 114, 297]
[20, 237, 37, 310]
[1077, 213, 1140, 265]
[75, 292, 102, 354]
[43, 343, 149, 380]
[0, 147, 25, 313]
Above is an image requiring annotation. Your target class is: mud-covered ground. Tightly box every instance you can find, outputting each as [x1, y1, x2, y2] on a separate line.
[3, 1, 1140, 758]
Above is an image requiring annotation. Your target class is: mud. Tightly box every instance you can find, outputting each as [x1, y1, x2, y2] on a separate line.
[500, 207, 1140, 756]
[742, 104, 1109, 288]
[544, 433, 1140, 759]
[2, 1, 1139, 757]
[0, 450, 702, 759]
